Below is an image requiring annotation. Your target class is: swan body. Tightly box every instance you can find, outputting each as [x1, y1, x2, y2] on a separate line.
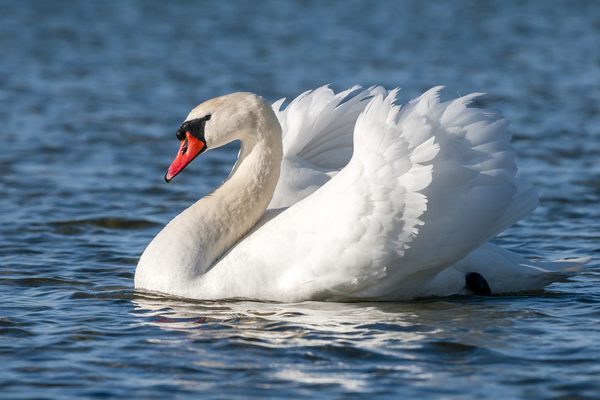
[135, 85, 589, 302]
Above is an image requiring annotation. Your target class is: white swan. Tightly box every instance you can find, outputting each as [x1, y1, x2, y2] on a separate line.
[135, 85, 590, 302]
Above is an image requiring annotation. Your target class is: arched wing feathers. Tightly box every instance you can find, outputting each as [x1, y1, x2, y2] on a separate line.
[222, 86, 537, 301]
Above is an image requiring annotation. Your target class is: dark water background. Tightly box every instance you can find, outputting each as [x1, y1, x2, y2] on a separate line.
[1, 1, 600, 398]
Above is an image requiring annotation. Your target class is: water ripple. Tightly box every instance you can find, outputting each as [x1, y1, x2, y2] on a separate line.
[1, 0, 600, 399]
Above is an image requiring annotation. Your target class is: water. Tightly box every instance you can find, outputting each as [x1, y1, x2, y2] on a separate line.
[1, 0, 600, 398]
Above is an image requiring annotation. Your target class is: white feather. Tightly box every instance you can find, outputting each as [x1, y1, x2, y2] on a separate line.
[135, 85, 590, 302]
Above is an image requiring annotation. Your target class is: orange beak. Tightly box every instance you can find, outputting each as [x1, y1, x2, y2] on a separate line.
[165, 132, 206, 182]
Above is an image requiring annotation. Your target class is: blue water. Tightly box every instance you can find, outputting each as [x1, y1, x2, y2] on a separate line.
[1, 1, 600, 398]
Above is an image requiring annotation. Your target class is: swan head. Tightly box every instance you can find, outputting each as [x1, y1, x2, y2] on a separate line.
[165, 92, 276, 182]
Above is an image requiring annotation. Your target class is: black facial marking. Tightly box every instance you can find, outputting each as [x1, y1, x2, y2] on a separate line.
[465, 272, 492, 295]
[176, 114, 212, 143]
[181, 138, 188, 155]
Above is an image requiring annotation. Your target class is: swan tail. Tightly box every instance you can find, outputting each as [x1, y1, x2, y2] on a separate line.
[421, 243, 591, 297]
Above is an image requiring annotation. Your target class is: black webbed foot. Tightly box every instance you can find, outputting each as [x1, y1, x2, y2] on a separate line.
[465, 272, 492, 295]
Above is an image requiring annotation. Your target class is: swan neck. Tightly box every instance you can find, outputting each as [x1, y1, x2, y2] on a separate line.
[135, 97, 283, 296]
[195, 103, 283, 264]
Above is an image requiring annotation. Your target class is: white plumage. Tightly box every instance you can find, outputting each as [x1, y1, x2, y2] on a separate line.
[135, 85, 589, 302]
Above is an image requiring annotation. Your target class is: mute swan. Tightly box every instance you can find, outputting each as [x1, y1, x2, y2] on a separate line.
[135, 85, 589, 302]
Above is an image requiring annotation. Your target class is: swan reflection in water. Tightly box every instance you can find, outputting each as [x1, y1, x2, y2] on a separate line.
[131, 292, 532, 389]
[131, 293, 520, 348]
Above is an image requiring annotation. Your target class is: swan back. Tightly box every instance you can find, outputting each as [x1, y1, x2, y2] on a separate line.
[201, 88, 540, 301]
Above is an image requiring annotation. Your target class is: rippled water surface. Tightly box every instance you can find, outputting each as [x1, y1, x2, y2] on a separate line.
[2, 1, 600, 398]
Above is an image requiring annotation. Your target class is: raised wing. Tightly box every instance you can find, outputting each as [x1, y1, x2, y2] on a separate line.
[351, 87, 539, 299]
[269, 85, 387, 208]
[211, 87, 536, 301]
